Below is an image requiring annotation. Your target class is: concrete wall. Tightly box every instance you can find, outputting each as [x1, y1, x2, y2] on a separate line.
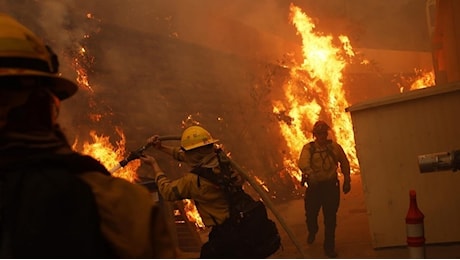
[346, 82, 460, 248]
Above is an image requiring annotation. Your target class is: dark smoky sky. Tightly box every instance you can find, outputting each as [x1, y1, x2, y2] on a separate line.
[1, 0, 431, 180]
[1, 0, 430, 66]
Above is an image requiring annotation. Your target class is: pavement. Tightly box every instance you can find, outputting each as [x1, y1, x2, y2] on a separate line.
[268, 174, 460, 259]
[176, 173, 460, 258]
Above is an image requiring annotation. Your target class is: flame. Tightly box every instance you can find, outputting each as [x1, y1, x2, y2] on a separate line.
[74, 46, 94, 92]
[183, 199, 205, 229]
[69, 15, 139, 183]
[273, 4, 360, 184]
[72, 128, 140, 183]
[409, 69, 435, 91]
[396, 68, 435, 93]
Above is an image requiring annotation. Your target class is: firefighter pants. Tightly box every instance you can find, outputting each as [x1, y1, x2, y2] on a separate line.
[304, 178, 340, 252]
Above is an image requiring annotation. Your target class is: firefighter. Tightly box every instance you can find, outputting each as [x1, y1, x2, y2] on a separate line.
[298, 120, 351, 258]
[140, 125, 249, 258]
[0, 14, 175, 258]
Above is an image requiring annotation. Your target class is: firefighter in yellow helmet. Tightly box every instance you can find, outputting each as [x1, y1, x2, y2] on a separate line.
[298, 120, 351, 258]
[0, 14, 175, 258]
[141, 125, 251, 258]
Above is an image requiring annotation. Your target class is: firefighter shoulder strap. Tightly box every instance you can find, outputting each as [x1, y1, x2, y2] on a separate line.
[0, 152, 116, 258]
[308, 140, 338, 165]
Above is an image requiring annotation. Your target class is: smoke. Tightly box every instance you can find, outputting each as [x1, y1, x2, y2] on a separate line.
[2, 0, 431, 196]
[36, 1, 78, 47]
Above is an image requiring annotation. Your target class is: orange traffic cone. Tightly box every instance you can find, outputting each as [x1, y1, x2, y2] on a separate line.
[405, 189, 425, 258]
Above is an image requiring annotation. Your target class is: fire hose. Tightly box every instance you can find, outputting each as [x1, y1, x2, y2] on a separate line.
[222, 153, 308, 258]
[111, 135, 307, 258]
[109, 135, 181, 173]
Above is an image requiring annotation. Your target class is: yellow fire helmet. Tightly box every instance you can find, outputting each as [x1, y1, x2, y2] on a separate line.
[0, 13, 78, 100]
[180, 125, 219, 151]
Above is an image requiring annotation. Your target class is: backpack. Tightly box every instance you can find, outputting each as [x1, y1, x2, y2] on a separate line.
[190, 149, 281, 258]
[308, 140, 338, 165]
[0, 152, 116, 258]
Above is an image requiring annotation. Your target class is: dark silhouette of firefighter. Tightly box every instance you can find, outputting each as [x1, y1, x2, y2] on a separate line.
[0, 14, 175, 258]
[298, 120, 351, 258]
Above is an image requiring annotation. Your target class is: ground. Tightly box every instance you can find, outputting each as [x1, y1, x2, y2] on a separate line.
[177, 173, 460, 258]
[268, 174, 460, 259]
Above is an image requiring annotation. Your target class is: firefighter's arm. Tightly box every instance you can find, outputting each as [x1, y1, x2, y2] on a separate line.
[336, 144, 351, 194]
[336, 144, 351, 179]
[146, 135, 186, 162]
[155, 174, 197, 202]
[140, 154, 194, 201]
[140, 153, 164, 178]
[298, 144, 313, 185]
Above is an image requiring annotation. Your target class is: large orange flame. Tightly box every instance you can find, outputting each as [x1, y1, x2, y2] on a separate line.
[273, 4, 360, 184]
[72, 128, 140, 183]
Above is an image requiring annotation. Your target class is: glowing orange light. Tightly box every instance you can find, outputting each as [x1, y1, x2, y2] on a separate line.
[72, 44, 94, 92]
[183, 199, 205, 229]
[410, 69, 435, 90]
[273, 4, 360, 185]
[72, 128, 140, 183]
[70, 31, 137, 182]
[396, 68, 435, 93]
[254, 175, 270, 193]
